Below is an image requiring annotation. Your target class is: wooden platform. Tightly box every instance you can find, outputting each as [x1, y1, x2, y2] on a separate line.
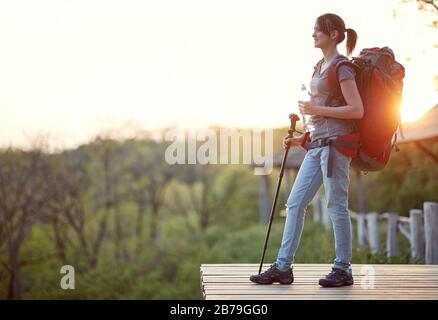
[200, 264, 438, 300]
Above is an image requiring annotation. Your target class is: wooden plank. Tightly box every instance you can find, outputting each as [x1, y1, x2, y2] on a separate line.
[203, 273, 438, 276]
[203, 280, 438, 284]
[199, 263, 438, 271]
[204, 292, 438, 297]
[202, 268, 438, 272]
[201, 270, 438, 274]
[204, 286, 438, 291]
[204, 287, 438, 292]
[202, 274, 438, 278]
[204, 284, 438, 288]
[201, 268, 438, 272]
[201, 265, 438, 270]
[203, 282, 438, 286]
[201, 263, 438, 267]
[205, 295, 438, 300]
[202, 275, 438, 280]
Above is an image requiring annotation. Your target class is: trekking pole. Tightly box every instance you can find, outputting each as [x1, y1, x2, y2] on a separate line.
[258, 113, 300, 274]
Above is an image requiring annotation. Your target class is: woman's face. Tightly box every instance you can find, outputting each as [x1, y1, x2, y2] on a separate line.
[312, 22, 336, 49]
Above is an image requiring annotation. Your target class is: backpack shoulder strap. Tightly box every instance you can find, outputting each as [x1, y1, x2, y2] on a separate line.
[326, 58, 358, 106]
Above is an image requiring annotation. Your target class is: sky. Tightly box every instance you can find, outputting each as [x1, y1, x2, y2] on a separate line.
[0, 0, 437, 149]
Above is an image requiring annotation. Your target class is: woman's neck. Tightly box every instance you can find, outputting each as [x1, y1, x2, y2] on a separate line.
[321, 46, 339, 63]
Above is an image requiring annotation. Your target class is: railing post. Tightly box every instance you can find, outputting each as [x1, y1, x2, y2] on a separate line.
[410, 209, 425, 263]
[386, 212, 399, 258]
[259, 173, 271, 224]
[321, 195, 332, 231]
[367, 212, 380, 254]
[357, 213, 367, 247]
[284, 169, 291, 202]
[355, 169, 367, 214]
[424, 202, 438, 264]
[311, 195, 321, 222]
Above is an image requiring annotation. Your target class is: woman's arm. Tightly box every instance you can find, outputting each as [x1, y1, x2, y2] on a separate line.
[298, 79, 364, 119]
[282, 134, 304, 149]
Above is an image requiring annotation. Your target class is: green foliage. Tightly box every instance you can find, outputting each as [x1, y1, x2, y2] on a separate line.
[0, 136, 435, 299]
[349, 142, 438, 216]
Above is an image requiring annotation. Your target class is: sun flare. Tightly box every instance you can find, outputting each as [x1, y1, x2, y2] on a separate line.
[400, 86, 438, 123]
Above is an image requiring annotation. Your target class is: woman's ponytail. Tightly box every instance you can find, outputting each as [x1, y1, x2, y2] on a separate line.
[345, 28, 357, 56]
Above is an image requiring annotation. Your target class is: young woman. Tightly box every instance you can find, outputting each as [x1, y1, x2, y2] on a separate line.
[250, 13, 364, 287]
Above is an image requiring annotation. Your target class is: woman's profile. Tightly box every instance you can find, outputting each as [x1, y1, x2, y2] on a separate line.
[250, 13, 364, 287]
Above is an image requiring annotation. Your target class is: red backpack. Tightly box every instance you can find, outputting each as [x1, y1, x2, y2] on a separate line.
[325, 47, 405, 172]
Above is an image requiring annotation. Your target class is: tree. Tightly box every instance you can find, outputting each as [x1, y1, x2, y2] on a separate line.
[166, 165, 251, 232]
[86, 136, 124, 267]
[417, 0, 438, 12]
[400, 0, 438, 29]
[123, 139, 175, 249]
[42, 146, 93, 268]
[0, 147, 49, 299]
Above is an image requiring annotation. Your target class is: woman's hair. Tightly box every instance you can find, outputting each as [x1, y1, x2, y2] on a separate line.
[316, 13, 357, 56]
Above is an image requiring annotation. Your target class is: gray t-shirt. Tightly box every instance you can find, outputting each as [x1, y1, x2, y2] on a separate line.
[307, 53, 356, 141]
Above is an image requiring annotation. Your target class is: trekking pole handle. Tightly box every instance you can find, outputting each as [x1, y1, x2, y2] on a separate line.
[288, 113, 300, 137]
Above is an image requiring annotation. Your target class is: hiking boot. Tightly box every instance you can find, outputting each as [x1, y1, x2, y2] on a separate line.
[319, 268, 354, 287]
[250, 264, 294, 285]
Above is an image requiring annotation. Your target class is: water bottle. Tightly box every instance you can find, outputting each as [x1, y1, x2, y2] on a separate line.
[299, 84, 314, 133]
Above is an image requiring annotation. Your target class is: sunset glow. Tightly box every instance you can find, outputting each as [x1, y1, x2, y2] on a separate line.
[0, 0, 436, 149]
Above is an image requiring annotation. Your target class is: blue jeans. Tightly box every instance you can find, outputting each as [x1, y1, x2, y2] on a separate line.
[274, 145, 352, 272]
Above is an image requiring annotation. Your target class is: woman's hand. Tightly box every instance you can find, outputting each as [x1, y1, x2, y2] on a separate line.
[298, 100, 320, 116]
[282, 135, 303, 149]
[306, 80, 364, 119]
